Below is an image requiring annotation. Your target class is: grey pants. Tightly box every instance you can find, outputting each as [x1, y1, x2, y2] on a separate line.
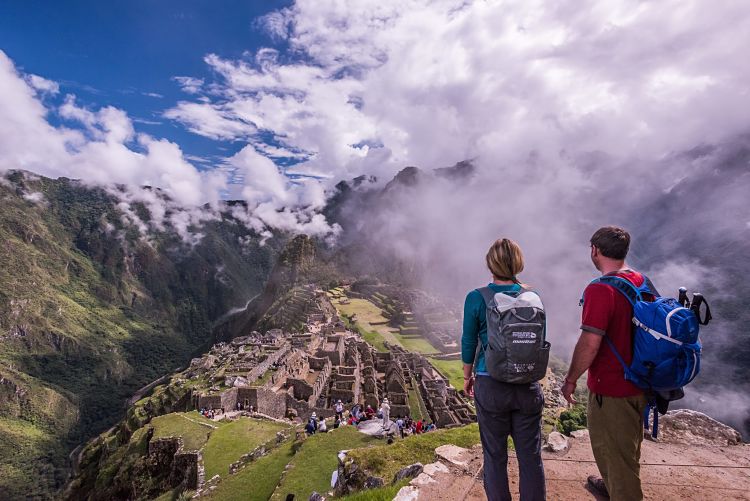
[474, 376, 546, 501]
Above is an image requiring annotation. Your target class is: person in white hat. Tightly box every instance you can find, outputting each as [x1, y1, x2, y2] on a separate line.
[380, 398, 391, 430]
[335, 399, 344, 420]
[306, 412, 318, 435]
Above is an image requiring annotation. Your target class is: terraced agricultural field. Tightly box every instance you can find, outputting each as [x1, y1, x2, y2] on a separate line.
[205, 425, 377, 501]
[202, 418, 289, 479]
[426, 357, 464, 390]
[148, 413, 292, 491]
[332, 297, 439, 354]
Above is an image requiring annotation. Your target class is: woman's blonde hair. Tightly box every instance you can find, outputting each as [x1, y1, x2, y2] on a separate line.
[486, 238, 524, 282]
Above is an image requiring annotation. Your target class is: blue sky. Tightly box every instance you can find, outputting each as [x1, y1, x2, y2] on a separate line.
[0, 0, 291, 165]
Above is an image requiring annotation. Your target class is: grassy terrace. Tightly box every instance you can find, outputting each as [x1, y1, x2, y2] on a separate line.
[203, 419, 289, 479]
[151, 412, 215, 451]
[407, 383, 428, 421]
[253, 368, 275, 387]
[204, 441, 296, 501]
[271, 426, 377, 500]
[332, 296, 439, 355]
[427, 357, 464, 390]
[150, 413, 291, 485]
[345, 424, 481, 484]
[338, 480, 410, 501]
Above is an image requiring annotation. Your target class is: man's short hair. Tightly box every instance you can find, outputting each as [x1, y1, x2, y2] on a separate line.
[590, 226, 630, 260]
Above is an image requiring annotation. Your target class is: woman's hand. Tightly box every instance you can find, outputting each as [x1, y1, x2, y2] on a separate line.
[463, 375, 475, 397]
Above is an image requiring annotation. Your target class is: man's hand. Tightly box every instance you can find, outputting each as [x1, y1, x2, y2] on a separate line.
[464, 375, 475, 397]
[563, 330, 602, 406]
[562, 380, 577, 405]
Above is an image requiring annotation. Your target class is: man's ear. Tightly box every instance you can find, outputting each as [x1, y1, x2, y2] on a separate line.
[591, 245, 598, 258]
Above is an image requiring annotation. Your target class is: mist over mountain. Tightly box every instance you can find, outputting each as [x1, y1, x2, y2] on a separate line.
[0, 136, 748, 497]
[326, 139, 750, 438]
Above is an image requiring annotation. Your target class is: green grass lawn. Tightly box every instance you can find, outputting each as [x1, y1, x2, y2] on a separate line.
[392, 331, 439, 354]
[427, 358, 464, 390]
[407, 387, 427, 421]
[337, 480, 410, 501]
[334, 298, 439, 354]
[203, 418, 290, 479]
[204, 441, 296, 501]
[271, 426, 377, 501]
[359, 327, 388, 352]
[253, 368, 275, 386]
[345, 423, 481, 484]
[150, 412, 215, 451]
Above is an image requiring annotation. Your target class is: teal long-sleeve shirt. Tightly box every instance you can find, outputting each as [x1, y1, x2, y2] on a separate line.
[461, 283, 522, 375]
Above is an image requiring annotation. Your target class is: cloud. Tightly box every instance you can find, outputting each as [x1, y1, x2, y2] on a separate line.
[224, 144, 339, 239]
[25, 74, 59, 95]
[165, 0, 747, 359]
[172, 76, 205, 94]
[164, 100, 256, 140]
[0, 49, 340, 240]
[164, 0, 750, 193]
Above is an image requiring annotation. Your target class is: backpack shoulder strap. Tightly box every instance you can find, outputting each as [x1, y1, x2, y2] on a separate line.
[642, 275, 660, 298]
[476, 287, 495, 307]
[594, 276, 642, 305]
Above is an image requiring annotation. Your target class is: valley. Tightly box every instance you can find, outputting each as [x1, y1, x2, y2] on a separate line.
[65, 281, 478, 500]
[2, 166, 749, 501]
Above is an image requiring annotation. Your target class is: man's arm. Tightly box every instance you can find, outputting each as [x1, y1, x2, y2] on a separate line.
[562, 330, 603, 404]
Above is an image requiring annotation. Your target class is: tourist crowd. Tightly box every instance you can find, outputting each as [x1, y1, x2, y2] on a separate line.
[304, 399, 437, 437]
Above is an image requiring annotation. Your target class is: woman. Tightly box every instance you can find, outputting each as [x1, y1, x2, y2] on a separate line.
[462, 238, 546, 501]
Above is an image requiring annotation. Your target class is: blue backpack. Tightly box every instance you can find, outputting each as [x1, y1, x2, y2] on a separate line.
[587, 275, 710, 437]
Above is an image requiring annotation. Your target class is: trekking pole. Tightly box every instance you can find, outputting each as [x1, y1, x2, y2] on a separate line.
[691, 293, 713, 326]
[678, 287, 690, 308]
[690, 293, 703, 320]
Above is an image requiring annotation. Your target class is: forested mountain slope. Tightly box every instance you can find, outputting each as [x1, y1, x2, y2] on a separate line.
[0, 171, 285, 499]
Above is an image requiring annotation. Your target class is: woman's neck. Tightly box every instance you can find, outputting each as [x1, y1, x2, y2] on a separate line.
[492, 277, 516, 285]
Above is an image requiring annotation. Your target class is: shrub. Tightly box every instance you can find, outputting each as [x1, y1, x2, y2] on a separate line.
[557, 404, 587, 435]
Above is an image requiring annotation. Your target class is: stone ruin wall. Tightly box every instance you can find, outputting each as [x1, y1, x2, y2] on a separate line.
[247, 342, 290, 383]
[315, 335, 345, 365]
[187, 289, 475, 428]
[329, 372, 359, 404]
[196, 394, 222, 410]
[309, 358, 332, 404]
[383, 360, 410, 418]
[147, 437, 204, 491]
[356, 341, 380, 408]
[255, 387, 287, 418]
[287, 378, 314, 401]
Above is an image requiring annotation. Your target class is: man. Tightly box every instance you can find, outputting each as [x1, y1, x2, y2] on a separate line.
[396, 416, 405, 439]
[562, 226, 648, 500]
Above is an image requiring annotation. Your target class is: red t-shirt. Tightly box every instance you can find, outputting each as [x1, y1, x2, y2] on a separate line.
[581, 270, 644, 397]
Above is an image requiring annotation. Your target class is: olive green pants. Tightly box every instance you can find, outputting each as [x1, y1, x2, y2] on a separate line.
[587, 392, 647, 501]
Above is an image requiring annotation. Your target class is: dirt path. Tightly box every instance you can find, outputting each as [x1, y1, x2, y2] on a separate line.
[402, 434, 750, 500]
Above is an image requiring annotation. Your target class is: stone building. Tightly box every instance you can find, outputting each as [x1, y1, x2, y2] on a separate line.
[188, 290, 474, 427]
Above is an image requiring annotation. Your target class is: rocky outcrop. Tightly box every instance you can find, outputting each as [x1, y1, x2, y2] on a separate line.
[657, 409, 743, 446]
[544, 431, 569, 453]
[393, 463, 424, 483]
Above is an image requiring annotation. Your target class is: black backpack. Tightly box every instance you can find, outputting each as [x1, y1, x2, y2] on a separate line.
[477, 287, 550, 383]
